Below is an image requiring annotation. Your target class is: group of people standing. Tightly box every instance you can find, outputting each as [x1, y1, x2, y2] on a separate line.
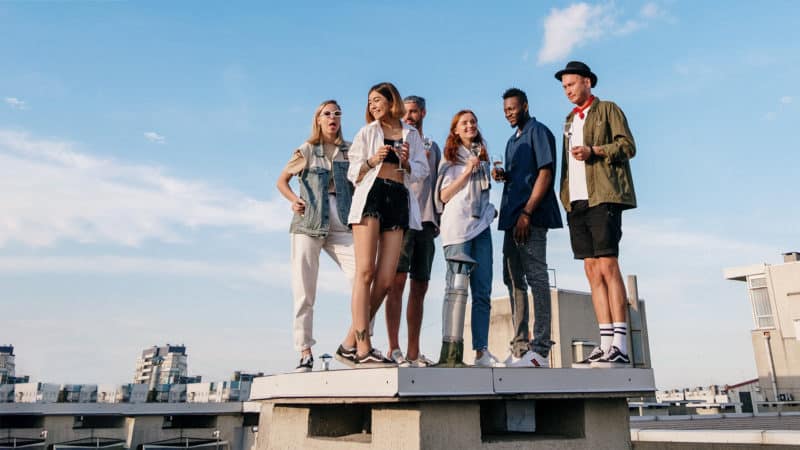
[277, 61, 637, 372]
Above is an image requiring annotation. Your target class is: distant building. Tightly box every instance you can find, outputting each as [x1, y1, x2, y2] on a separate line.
[725, 251, 800, 407]
[133, 344, 188, 388]
[0, 345, 15, 383]
[465, 281, 651, 368]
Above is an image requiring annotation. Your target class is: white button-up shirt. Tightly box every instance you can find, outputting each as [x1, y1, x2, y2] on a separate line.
[347, 120, 430, 230]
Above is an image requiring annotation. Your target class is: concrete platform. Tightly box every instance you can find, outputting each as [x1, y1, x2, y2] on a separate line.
[252, 368, 655, 449]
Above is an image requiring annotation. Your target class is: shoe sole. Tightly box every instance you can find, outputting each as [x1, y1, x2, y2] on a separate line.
[294, 367, 312, 373]
[334, 353, 357, 368]
[590, 361, 630, 368]
[570, 363, 594, 369]
[355, 361, 395, 368]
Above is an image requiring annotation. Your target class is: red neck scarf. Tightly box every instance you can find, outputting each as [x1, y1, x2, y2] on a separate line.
[572, 95, 595, 119]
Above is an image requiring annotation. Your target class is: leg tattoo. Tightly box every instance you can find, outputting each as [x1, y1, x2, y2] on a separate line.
[355, 329, 368, 342]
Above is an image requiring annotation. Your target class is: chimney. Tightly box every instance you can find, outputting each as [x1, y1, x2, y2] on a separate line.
[783, 252, 800, 263]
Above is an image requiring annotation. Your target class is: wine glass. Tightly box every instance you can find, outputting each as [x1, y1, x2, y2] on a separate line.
[491, 153, 505, 180]
[469, 142, 481, 173]
[393, 139, 406, 173]
[564, 122, 573, 158]
[423, 136, 433, 158]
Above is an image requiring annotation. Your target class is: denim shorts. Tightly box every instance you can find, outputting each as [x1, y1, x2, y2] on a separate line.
[396, 222, 437, 280]
[362, 177, 409, 232]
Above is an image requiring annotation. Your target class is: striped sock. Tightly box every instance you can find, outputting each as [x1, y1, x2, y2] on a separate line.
[612, 322, 628, 354]
[599, 323, 614, 354]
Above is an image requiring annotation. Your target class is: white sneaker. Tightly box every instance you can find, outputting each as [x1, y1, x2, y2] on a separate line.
[389, 348, 408, 366]
[474, 351, 506, 368]
[406, 354, 434, 368]
[510, 350, 550, 368]
[502, 352, 520, 366]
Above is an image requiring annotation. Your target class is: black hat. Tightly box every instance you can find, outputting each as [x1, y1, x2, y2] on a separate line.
[555, 61, 598, 88]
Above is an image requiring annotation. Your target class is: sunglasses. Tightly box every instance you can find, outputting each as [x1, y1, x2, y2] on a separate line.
[320, 110, 342, 118]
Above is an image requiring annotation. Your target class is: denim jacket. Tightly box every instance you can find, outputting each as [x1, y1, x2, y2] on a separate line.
[290, 141, 354, 237]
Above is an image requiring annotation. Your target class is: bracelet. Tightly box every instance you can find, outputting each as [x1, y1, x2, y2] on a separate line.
[521, 210, 532, 218]
[365, 159, 374, 169]
[589, 146, 595, 158]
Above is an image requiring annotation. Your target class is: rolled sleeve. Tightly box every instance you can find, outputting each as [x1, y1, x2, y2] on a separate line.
[531, 125, 556, 170]
[347, 128, 369, 184]
[405, 129, 429, 183]
[603, 103, 636, 164]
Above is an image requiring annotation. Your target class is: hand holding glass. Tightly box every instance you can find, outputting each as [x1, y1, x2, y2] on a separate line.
[491, 153, 505, 181]
[393, 140, 406, 173]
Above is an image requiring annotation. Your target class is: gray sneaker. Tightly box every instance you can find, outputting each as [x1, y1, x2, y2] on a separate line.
[334, 345, 357, 367]
[572, 347, 604, 369]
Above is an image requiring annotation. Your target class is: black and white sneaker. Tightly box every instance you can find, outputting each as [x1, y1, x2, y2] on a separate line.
[592, 346, 630, 368]
[355, 348, 394, 368]
[571, 347, 604, 369]
[294, 354, 314, 373]
[335, 344, 357, 367]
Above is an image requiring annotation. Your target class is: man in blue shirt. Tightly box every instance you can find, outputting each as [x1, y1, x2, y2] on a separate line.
[494, 88, 563, 367]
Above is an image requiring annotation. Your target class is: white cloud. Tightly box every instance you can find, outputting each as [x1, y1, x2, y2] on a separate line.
[0, 129, 288, 248]
[538, 2, 670, 64]
[143, 131, 166, 144]
[4, 97, 27, 110]
[780, 96, 793, 104]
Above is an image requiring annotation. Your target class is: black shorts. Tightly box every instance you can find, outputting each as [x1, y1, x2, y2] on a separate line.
[361, 177, 409, 232]
[567, 200, 623, 260]
[396, 222, 437, 281]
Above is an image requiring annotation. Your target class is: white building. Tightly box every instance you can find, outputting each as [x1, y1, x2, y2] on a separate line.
[725, 251, 800, 407]
[133, 344, 188, 388]
[13, 382, 60, 403]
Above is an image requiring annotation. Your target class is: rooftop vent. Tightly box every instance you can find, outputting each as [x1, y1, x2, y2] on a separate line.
[783, 252, 800, 263]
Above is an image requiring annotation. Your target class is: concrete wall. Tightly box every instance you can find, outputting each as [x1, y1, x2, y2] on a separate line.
[463, 289, 651, 368]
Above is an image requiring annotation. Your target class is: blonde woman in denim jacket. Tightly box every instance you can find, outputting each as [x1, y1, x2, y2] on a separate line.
[277, 100, 355, 373]
[335, 82, 429, 367]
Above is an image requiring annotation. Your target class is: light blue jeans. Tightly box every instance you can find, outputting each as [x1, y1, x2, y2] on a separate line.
[444, 227, 493, 351]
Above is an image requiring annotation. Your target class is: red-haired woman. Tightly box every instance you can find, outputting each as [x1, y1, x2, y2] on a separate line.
[336, 82, 429, 366]
[434, 110, 502, 367]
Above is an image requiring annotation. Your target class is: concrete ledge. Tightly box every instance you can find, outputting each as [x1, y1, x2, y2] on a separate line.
[250, 367, 655, 403]
[0, 402, 246, 415]
[631, 429, 800, 445]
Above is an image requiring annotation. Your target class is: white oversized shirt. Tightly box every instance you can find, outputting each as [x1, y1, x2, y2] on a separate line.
[346, 120, 429, 230]
[438, 153, 496, 247]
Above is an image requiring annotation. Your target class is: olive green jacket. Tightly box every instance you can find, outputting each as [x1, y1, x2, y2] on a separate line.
[559, 98, 637, 212]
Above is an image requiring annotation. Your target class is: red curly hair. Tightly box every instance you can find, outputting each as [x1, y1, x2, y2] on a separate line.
[443, 109, 488, 163]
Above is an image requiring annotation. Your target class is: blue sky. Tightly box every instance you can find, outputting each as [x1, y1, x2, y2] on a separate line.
[1, 1, 798, 388]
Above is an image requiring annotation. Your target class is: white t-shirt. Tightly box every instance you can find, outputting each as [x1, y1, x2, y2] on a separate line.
[567, 105, 591, 202]
[438, 163, 496, 247]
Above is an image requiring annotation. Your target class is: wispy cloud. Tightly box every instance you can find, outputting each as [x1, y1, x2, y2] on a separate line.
[764, 95, 794, 120]
[143, 131, 166, 144]
[4, 97, 27, 110]
[538, 2, 671, 64]
[0, 129, 288, 248]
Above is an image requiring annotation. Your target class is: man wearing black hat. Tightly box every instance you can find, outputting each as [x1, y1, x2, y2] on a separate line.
[555, 61, 637, 368]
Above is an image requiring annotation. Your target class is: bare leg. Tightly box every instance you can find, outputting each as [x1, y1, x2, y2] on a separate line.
[584, 258, 612, 324]
[598, 256, 627, 323]
[344, 218, 380, 354]
[385, 272, 408, 353]
[368, 229, 405, 323]
[405, 279, 428, 360]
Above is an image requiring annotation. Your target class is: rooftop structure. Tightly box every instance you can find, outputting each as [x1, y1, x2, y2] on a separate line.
[724, 251, 800, 410]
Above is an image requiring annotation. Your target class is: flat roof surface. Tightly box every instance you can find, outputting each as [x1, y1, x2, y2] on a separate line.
[250, 367, 655, 403]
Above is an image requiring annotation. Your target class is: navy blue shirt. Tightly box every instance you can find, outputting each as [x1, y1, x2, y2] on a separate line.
[498, 116, 563, 230]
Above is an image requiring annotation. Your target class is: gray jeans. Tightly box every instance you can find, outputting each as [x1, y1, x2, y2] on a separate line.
[502, 226, 554, 358]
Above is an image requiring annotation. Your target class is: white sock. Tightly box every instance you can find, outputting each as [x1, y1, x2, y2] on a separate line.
[599, 323, 614, 353]
[612, 322, 628, 354]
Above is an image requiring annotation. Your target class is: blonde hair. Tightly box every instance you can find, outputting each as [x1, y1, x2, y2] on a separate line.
[365, 82, 406, 123]
[307, 100, 344, 146]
